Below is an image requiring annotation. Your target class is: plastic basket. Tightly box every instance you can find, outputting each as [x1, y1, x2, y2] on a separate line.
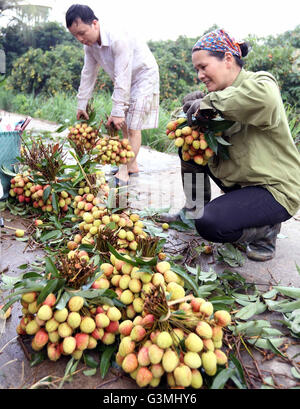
[0, 131, 21, 200]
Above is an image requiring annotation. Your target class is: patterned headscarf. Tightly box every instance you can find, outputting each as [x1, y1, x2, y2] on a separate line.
[193, 29, 242, 58]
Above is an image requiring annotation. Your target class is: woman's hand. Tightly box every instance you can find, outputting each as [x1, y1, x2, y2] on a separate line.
[183, 99, 202, 126]
[182, 91, 205, 105]
[106, 116, 126, 130]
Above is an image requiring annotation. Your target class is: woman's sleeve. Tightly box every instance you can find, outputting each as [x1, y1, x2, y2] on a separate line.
[77, 47, 100, 111]
[201, 74, 281, 130]
[110, 37, 133, 117]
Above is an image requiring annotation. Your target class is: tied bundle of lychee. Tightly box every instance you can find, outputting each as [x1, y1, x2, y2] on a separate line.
[72, 183, 109, 225]
[67, 122, 99, 152]
[16, 291, 123, 361]
[94, 137, 135, 166]
[115, 285, 231, 389]
[166, 119, 214, 166]
[68, 211, 147, 254]
[89, 259, 186, 324]
[9, 172, 72, 214]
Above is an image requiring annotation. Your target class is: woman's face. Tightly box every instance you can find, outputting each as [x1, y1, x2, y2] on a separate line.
[192, 50, 235, 92]
[69, 18, 100, 46]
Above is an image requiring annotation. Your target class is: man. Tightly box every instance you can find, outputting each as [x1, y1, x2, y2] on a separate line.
[66, 4, 160, 184]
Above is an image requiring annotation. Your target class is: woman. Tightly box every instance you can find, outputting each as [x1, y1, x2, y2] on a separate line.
[162, 29, 300, 262]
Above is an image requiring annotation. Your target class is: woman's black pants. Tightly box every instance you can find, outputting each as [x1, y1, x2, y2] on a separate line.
[194, 165, 291, 243]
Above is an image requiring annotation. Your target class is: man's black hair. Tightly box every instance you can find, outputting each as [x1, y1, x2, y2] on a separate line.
[66, 4, 98, 28]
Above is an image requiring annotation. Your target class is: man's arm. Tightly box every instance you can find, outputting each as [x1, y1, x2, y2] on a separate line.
[77, 47, 100, 119]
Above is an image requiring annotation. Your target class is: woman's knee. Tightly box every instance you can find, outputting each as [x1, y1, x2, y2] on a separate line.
[195, 216, 222, 242]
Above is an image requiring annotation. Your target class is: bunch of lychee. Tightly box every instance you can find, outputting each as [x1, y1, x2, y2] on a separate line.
[68, 211, 148, 254]
[89, 259, 186, 322]
[94, 137, 135, 166]
[16, 291, 122, 361]
[114, 302, 231, 388]
[9, 173, 72, 214]
[166, 120, 214, 166]
[67, 122, 99, 152]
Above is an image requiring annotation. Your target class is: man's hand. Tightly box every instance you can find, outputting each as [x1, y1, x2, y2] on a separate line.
[77, 110, 89, 120]
[106, 115, 126, 131]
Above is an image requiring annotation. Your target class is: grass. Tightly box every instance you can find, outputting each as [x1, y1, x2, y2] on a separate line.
[0, 87, 176, 153]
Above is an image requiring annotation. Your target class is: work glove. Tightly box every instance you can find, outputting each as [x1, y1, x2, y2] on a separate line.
[183, 99, 203, 126]
[182, 90, 206, 105]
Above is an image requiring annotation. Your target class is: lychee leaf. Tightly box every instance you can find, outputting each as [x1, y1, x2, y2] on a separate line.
[84, 354, 99, 369]
[210, 368, 236, 389]
[100, 345, 117, 379]
[36, 278, 59, 305]
[273, 286, 300, 299]
[45, 256, 59, 278]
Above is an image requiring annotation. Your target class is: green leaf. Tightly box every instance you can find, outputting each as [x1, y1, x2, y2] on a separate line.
[262, 289, 278, 299]
[1, 295, 21, 312]
[215, 135, 232, 146]
[45, 257, 59, 278]
[266, 339, 287, 358]
[23, 272, 43, 279]
[291, 367, 300, 379]
[247, 337, 284, 349]
[100, 345, 117, 379]
[0, 274, 23, 290]
[30, 351, 46, 367]
[18, 264, 29, 270]
[84, 354, 99, 369]
[170, 263, 199, 295]
[229, 354, 247, 386]
[55, 291, 71, 310]
[43, 185, 52, 203]
[235, 301, 266, 320]
[273, 286, 300, 299]
[207, 118, 235, 132]
[266, 299, 300, 313]
[55, 123, 69, 133]
[52, 192, 59, 214]
[210, 368, 236, 389]
[108, 243, 157, 267]
[261, 376, 276, 389]
[0, 165, 17, 177]
[229, 320, 271, 336]
[83, 368, 97, 376]
[168, 221, 192, 232]
[40, 230, 62, 243]
[36, 279, 59, 305]
[217, 244, 245, 267]
[204, 130, 219, 153]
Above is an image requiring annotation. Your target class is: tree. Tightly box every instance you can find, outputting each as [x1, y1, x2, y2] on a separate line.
[0, 1, 50, 24]
[0, 21, 78, 73]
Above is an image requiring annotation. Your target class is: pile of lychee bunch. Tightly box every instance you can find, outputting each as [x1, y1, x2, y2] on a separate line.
[9, 172, 72, 213]
[67, 122, 99, 152]
[114, 296, 230, 388]
[94, 137, 135, 166]
[166, 119, 214, 166]
[68, 211, 148, 254]
[16, 291, 122, 361]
